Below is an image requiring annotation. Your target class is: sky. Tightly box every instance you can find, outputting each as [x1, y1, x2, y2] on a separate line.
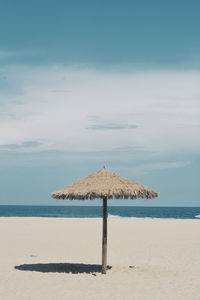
[0, 0, 200, 206]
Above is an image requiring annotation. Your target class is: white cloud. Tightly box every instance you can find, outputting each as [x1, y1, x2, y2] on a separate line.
[0, 65, 200, 156]
[126, 161, 191, 176]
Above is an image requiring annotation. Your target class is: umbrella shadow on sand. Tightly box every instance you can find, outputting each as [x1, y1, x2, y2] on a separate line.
[15, 263, 112, 274]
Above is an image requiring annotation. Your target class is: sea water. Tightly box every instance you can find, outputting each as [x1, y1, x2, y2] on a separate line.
[0, 205, 199, 219]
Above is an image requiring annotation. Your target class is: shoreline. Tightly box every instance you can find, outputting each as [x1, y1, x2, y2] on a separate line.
[0, 216, 200, 220]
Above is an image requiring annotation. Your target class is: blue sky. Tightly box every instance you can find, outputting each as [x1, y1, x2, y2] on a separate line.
[0, 0, 200, 206]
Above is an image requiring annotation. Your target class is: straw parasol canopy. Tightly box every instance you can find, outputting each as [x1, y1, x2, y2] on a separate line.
[51, 167, 158, 200]
[51, 167, 159, 274]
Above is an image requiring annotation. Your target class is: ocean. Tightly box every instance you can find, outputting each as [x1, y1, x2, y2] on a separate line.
[0, 205, 200, 219]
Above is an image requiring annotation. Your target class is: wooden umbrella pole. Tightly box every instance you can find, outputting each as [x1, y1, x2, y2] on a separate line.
[102, 196, 108, 274]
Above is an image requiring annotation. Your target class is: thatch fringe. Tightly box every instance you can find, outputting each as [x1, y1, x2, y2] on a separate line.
[51, 168, 159, 200]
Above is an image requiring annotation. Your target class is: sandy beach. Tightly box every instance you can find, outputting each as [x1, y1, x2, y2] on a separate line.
[0, 217, 199, 300]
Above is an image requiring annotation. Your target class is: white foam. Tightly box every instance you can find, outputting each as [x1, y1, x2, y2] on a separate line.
[108, 213, 122, 218]
[195, 215, 200, 218]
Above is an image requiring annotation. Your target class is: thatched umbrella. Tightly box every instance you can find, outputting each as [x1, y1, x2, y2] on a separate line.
[51, 167, 159, 274]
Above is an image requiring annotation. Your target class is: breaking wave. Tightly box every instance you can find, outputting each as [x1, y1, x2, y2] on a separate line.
[108, 214, 122, 218]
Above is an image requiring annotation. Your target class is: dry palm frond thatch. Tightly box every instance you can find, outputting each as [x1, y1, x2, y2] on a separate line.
[51, 167, 158, 200]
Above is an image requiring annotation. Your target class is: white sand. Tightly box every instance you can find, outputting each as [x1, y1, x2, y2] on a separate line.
[0, 217, 199, 300]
